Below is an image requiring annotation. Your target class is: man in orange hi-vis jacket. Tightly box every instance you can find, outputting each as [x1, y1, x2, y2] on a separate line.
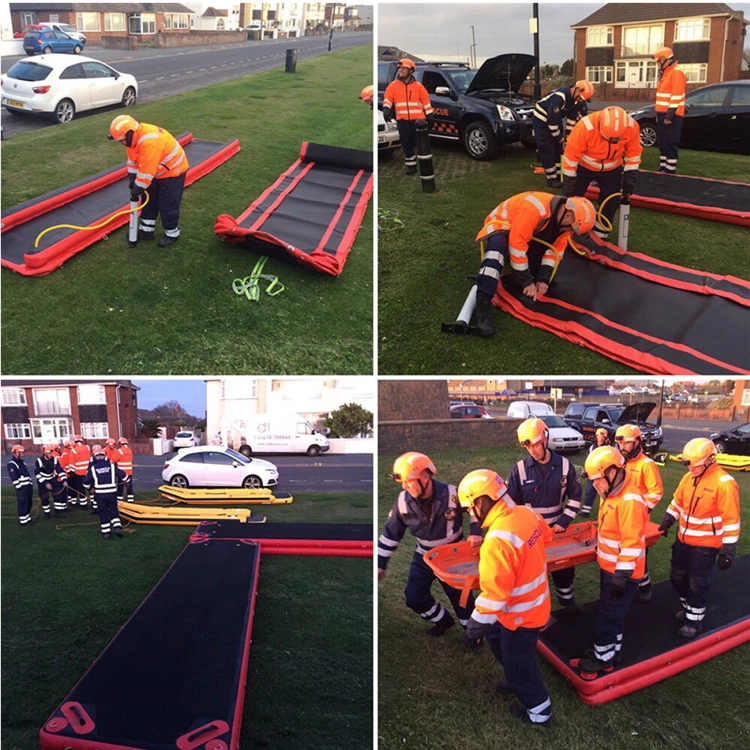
[653, 47, 687, 174]
[562, 106, 642, 239]
[458, 469, 553, 728]
[382, 59, 433, 175]
[108, 115, 189, 247]
[117, 436, 135, 503]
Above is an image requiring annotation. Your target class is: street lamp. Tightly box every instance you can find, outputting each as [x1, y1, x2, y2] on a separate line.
[469, 25, 477, 68]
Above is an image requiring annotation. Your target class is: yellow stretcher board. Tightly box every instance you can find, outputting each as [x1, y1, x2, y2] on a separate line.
[424, 521, 663, 608]
[118, 501, 258, 526]
[157, 485, 294, 504]
[667, 453, 750, 471]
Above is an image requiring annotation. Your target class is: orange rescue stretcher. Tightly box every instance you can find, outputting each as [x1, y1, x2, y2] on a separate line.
[424, 521, 663, 607]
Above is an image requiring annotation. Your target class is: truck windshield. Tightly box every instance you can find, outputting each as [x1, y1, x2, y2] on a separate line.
[446, 69, 476, 94]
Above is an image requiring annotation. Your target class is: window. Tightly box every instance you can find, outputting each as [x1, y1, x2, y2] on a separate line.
[586, 26, 613, 47]
[81, 422, 109, 439]
[217, 18, 225, 29]
[179, 453, 205, 463]
[33, 388, 71, 415]
[221, 379, 257, 399]
[49, 13, 60, 23]
[83, 62, 115, 79]
[741, 389, 750, 407]
[78, 384, 106, 404]
[5, 423, 32, 440]
[730, 86, 750, 106]
[104, 13, 126, 32]
[615, 60, 658, 88]
[585, 66, 613, 84]
[164, 13, 189, 30]
[129, 13, 156, 34]
[422, 71, 451, 95]
[21, 12, 35, 25]
[204, 451, 235, 465]
[688, 85, 730, 108]
[675, 17, 710, 42]
[2, 388, 27, 406]
[30, 418, 71, 444]
[75, 12, 101, 32]
[59, 64, 86, 80]
[679, 63, 708, 84]
[622, 24, 664, 56]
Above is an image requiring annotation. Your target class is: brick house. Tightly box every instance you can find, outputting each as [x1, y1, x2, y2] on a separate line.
[1, 379, 139, 454]
[571, 3, 748, 103]
[10, 3, 195, 45]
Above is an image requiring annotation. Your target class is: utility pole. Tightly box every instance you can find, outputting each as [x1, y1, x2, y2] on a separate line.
[469, 25, 477, 68]
[531, 3, 541, 98]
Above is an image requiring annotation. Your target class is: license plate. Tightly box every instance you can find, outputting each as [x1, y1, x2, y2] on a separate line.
[377, 135, 387, 144]
[7, 99, 25, 108]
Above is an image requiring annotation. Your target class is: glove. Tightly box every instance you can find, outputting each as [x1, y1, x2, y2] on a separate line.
[426, 114, 435, 129]
[130, 185, 145, 203]
[562, 176, 577, 198]
[382, 107, 394, 123]
[657, 515, 674, 537]
[610, 575, 627, 600]
[462, 626, 483, 650]
[621, 172, 637, 200]
[717, 553, 733, 570]
[128, 173, 136, 190]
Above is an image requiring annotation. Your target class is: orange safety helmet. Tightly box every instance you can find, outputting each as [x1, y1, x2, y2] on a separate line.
[653, 47, 674, 62]
[359, 84, 374, 104]
[615, 424, 642, 442]
[63, 439, 74, 449]
[91, 444, 106, 457]
[106, 438, 117, 447]
[390, 452, 435, 483]
[564, 197, 596, 235]
[118, 436, 129, 445]
[108, 114, 139, 142]
[397, 58, 416, 72]
[42, 443, 56, 454]
[11, 444, 25, 455]
[599, 106, 630, 142]
[517, 417, 548, 447]
[595, 427, 609, 439]
[457, 469, 510, 509]
[73, 435, 84, 443]
[574, 79, 595, 101]
[680, 438, 716, 469]
[584, 445, 624, 480]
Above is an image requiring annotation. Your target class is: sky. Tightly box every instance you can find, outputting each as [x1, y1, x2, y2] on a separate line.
[132, 379, 207, 417]
[378, 1, 750, 67]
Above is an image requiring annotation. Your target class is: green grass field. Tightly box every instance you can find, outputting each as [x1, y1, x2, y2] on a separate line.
[1, 45, 373, 376]
[378, 448, 750, 750]
[378, 143, 750, 375]
[1, 490, 373, 750]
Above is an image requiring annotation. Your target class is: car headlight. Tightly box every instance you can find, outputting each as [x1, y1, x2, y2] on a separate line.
[496, 104, 515, 122]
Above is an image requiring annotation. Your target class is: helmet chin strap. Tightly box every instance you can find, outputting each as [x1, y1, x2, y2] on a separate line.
[604, 467, 626, 498]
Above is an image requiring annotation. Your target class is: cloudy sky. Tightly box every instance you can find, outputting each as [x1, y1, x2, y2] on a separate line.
[378, 1, 750, 67]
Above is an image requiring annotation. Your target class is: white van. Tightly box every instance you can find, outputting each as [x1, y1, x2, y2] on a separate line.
[39, 22, 86, 42]
[237, 418, 330, 456]
[506, 401, 555, 419]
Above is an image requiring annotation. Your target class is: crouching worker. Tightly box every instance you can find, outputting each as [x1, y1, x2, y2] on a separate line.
[378, 452, 483, 637]
[458, 469, 553, 727]
[84, 445, 127, 541]
[657, 438, 740, 638]
[474, 192, 596, 338]
[573, 446, 648, 679]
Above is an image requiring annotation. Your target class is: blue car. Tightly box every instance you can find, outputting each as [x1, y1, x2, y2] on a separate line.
[24, 30, 84, 56]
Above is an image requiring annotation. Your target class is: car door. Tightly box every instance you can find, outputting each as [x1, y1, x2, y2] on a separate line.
[175, 452, 205, 484]
[682, 85, 731, 148]
[202, 450, 240, 487]
[82, 61, 121, 107]
[726, 424, 750, 454]
[420, 70, 462, 137]
[57, 63, 91, 111]
[726, 85, 750, 154]
[52, 30, 75, 52]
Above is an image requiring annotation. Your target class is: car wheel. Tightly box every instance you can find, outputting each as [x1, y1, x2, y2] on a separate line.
[639, 122, 658, 148]
[462, 120, 498, 161]
[238, 444, 252, 457]
[53, 98, 75, 124]
[307, 444, 321, 456]
[242, 475, 263, 489]
[169, 474, 190, 488]
[74, 45, 82, 54]
[121, 86, 137, 107]
[714, 441, 726, 454]
[43, 46, 53, 54]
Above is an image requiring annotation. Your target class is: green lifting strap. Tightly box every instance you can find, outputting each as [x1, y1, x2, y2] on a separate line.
[232, 256, 285, 301]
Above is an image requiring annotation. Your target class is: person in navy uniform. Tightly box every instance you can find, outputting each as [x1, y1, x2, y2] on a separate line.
[7, 444, 34, 526]
[84, 445, 127, 540]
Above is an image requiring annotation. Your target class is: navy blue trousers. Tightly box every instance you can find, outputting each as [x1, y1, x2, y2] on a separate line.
[592, 569, 639, 664]
[140, 173, 186, 237]
[16, 486, 33, 523]
[532, 121, 562, 181]
[656, 113, 683, 173]
[570, 166, 623, 237]
[670, 539, 718, 625]
[477, 231, 547, 297]
[404, 550, 474, 623]
[95, 493, 122, 536]
[396, 120, 418, 165]
[583, 479, 597, 513]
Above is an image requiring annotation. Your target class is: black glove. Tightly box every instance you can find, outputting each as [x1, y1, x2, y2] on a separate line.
[657, 515, 674, 537]
[610, 576, 627, 600]
[382, 107, 394, 123]
[621, 172, 637, 200]
[717, 553, 733, 570]
[130, 185, 145, 203]
[426, 114, 435, 129]
[128, 173, 136, 190]
[462, 629, 483, 650]
[562, 176, 577, 198]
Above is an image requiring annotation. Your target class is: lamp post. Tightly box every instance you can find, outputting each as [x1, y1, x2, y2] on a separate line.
[469, 25, 477, 68]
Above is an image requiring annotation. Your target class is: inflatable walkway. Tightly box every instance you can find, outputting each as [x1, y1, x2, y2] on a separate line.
[585, 171, 750, 227]
[214, 142, 373, 276]
[117, 501, 261, 526]
[2, 133, 240, 276]
[40, 540, 261, 750]
[191, 520, 373, 557]
[493, 238, 750, 374]
[158, 484, 293, 504]
[538, 554, 750, 704]
[425, 521, 663, 607]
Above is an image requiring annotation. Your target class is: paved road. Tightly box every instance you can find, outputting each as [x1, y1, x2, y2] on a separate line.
[1, 32, 372, 139]
[1, 452, 373, 494]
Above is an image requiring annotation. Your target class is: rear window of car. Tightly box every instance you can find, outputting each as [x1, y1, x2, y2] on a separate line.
[176, 432, 193, 438]
[7, 61, 52, 81]
[565, 403, 585, 418]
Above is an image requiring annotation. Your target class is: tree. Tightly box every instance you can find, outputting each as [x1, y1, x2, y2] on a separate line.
[139, 418, 161, 438]
[173, 419, 187, 429]
[195, 418, 207, 431]
[326, 403, 373, 438]
[560, 58, 575, 77]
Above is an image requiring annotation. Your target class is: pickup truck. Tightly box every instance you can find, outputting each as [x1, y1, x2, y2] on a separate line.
[378, 54, 538, 160]
[563, 402, 663, 455]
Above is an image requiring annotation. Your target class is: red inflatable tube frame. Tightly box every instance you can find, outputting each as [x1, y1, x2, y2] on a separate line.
[189, 533, 372, 557]
[538, 618, 750, 705]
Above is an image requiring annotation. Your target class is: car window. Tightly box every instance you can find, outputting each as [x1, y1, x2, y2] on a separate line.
[736, 424, 750, 435]
[203, 451, 236, 465]
[175, 431, 193, 438]
[541, 415, 565, 428]
[445, 69, 476, 94]
[608, 408, 624, 421]
[729, 86, 750, 107]
[83, 62, 114, 78]
[59, 64, 86, 80]
[688, 86, 729, 108]
[7, 61, 52, 81]
[225, 448, 251, 463]
[422, 71, 451, 94]
[54, 31, 70, 39]
[378, 62, 394, 90]
[583, 406, 598, 420]
[60, 24, 77, 34]
[179, 453, 204, 464]
[566, 404, 584, 418]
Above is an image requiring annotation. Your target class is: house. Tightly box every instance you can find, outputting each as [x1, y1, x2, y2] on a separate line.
[191, 6, 234, 31]
[10, 3, 195, 45]
[1, 379, 139, 453]
[571, 3, 748, 102]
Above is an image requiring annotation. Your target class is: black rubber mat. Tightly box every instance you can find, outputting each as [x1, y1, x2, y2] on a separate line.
[195, 520, 373, 541]
[637, 171, 750, 214]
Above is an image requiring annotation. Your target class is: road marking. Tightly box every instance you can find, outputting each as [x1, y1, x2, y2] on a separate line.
[198, 68, 206, 71]
[155, 76, 164, 80]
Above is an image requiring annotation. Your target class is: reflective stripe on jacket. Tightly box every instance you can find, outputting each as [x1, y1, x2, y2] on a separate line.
[666, 463, 740, 551]
[84, 459, 127, 497]
[655, 63, 686, 116]
[34, 456, 66, 484]
[73, 444, 91, 476]
[596, 485, 649, 578]
[533, 87, 587, 138]
[471, 500, 552, 631]
[382, 77, 433, 121]
[562, 111, 642, 177]
[624, 451, 663, 511]
[7, 458, 33, 490]
[117, 446, 134, 475]
[127, 123, 189, 190]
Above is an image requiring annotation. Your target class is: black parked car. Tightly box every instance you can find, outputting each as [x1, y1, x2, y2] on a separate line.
[629, 80, 750, 155]
[709, 422, 750, 455]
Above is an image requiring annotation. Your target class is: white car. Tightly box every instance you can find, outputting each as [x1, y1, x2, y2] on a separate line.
[538, 415, 586, 454]
[173, 430, 199, 449]
[39, 22, 86, 43]
[2, 54, 138, 124]
[377, 108, 400, 154]
[162, 446, 279, 489]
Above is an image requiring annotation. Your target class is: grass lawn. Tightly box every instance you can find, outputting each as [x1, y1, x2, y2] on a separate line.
[378, 143, 750, 375]
[378, 448, 750, 750]
[1, 45, 373, 376]
[1, 490, 373, 750]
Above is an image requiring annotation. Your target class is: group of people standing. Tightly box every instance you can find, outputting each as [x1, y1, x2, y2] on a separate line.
[7, 436, 135, 540]
[379, 418, 740, 728]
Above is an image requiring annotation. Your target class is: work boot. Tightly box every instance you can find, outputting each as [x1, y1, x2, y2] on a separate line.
[474, 291, 496, 338]
[560, 599, 583, 615]
[675, 608, 686, 621]
[678, 623, 701, 639]
[573, 655, 614, 680]
[138, 230, 155, 241]
[584, 648, 621, 667]
[114, 528, 125, 537]
[404, 165, 418, 175]
[426, 611, 454, 637]
[158, 235, 180, 248]
[579, 508, 591, 517]
[639, 586, 652, 603]
[102, 533, 112, 541]
[496, 680, 514, 695]
[509, 703, 551, 728]
[546, 178, 562, 189]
